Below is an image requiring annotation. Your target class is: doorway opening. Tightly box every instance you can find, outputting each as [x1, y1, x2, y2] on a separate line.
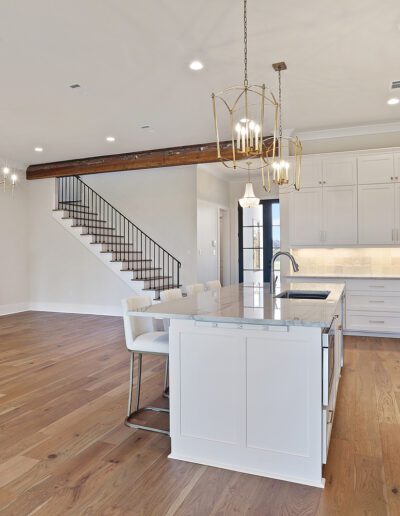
[238, 200, 280, 285]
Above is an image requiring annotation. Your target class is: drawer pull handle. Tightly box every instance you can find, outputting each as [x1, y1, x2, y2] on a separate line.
[369, 320, 385, 324]
[327, 410, 334, 424]
[368, 300, 384, 303]
[369, 285, 385, 288]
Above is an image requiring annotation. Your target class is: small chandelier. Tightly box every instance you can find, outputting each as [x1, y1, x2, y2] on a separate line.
[1, 165, 17, 194]
[211, 0, 278, 174]
[239, 162, 260, 208]
[263, 62, 302, 191]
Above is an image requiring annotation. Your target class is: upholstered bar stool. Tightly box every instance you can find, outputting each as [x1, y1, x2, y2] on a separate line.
[206, 280, 222, 290]
[159, 288, 183, 398]
[122, 296, 169, 435]
[185, 283, 205, 296]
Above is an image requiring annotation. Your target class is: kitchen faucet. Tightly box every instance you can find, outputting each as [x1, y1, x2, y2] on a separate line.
[270, 251, 300, 294]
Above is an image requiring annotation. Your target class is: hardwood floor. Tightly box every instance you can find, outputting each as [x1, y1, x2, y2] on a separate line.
[0, 312, 400, 515]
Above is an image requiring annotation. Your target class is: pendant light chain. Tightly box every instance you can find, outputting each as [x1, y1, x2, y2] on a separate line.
[243, 0, 248, 86]
[278, 69, 283, 143]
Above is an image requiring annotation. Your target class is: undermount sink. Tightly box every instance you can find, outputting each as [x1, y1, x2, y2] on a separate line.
[275, 290, 330, 300]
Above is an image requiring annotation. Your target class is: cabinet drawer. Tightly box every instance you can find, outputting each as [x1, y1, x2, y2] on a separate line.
[346, 312, 400, 332]
[346, 279, 400, 292]
[347, 292, 400, 312]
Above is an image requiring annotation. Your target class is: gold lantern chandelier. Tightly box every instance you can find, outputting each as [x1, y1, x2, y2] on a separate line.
[1, 165, 17, 194]
[211, 0, 278, 177]
[263, 62, 302, 191]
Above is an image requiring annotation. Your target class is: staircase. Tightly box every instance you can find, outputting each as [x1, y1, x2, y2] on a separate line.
[53, 175, 181, 300]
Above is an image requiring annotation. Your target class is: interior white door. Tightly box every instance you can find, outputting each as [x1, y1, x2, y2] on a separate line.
[322, 157, 357, 186]
[323, 186, 358, 245]
[357, 154, 394, 185]
[358, 184, 396, 244]
[300, 158, 323, 188]
[290, 188, 323, 246]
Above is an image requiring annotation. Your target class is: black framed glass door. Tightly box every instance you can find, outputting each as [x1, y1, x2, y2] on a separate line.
[238, 200, 280, 285]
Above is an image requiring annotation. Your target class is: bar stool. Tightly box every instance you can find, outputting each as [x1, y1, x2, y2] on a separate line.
[121, 296, 169, 435]
[158, 288, 183, 398]
[185, 283, 205, 296]
[206, 280, 222, 290]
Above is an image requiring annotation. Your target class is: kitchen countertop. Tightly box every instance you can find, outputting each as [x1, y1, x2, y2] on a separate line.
[128, 282, 345, 328]
[284, 273, 400, 279]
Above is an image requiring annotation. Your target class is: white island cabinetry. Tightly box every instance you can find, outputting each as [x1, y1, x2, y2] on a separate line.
[131, 283, 344, 488]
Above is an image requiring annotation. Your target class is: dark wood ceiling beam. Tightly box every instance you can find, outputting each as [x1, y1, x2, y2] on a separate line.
[26, 137, 275, 180]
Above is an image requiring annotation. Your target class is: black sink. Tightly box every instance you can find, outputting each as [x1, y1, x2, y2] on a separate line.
[275, 290, 330, 300]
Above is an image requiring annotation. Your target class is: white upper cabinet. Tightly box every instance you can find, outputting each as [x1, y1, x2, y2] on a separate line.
[300, 158, 322, 188]
[323, 186, 358, 245]
[357, 154, 394, 185]
[358, 184, 396, 244]
[289, 189, 323, 246]
[322, 157, 357, 186]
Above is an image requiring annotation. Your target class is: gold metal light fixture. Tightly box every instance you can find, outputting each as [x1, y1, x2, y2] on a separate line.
[265, 62, 302, 191]
[1, 165, 17, 194]
[211, 0, 278, 176]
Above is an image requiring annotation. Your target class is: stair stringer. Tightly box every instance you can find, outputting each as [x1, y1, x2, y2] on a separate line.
[52, 210, 146, 296]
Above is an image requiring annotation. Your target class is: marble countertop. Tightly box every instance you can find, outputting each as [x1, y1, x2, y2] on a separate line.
[284, 273, 400, 279]
[128, 282, 345, 328]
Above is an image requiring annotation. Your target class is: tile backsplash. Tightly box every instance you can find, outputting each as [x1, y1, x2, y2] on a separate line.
[291, 248, 400, 276]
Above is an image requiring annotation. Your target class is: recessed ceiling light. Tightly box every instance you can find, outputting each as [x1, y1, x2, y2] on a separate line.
[189, 60, 204, 71]
[34, 147, 43, 152]
[387, 97, 400, 105]
[106, 136, 115, 142]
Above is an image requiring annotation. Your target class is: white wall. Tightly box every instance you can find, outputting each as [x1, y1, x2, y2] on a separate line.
[84, 165, 198, 286]
[28, 179, 133, 315]
[0, 163, 29, 315]
[196, 165, 230, 284]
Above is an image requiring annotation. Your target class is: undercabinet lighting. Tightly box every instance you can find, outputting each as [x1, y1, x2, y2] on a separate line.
[34, 147, 43, 152]
[106, 136, 116, 142]
[189, 60, 204, 71]
[387, 97, 400, 105]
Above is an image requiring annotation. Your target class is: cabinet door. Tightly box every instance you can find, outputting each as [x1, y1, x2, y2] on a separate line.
[300, 157, 322, 188]
[289, 188, 323, 246]
[394, 153, 400, 183]
[322, 157, 357, 186]
[323, 186, 358, 245]
[358, 154, 394, 185]
[358, 184, 396, 244]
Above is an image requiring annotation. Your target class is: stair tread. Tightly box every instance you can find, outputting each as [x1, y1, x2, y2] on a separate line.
[133, 276, 172, 280]
[142, 285, 181, 292]
[110, 258, 151, 262]
[55, 208, 98, 215]
[72, 225, 115, 230]
[121, 267, 162, 271]
[62, 217, 107, 223]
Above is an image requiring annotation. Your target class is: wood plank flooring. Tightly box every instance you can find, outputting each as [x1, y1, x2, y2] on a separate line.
[1, 311, 400, 515]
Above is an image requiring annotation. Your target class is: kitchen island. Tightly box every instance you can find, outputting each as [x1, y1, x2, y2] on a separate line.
[129, 282, 345, 487]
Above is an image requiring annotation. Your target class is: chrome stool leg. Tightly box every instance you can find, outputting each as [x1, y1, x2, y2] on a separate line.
[125, 352, 170, 436]
[163, 357, 169, 399]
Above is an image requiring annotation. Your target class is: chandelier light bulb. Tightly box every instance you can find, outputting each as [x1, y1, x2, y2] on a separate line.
[11, 174, 17, 184]
[3, 166, 10, 175]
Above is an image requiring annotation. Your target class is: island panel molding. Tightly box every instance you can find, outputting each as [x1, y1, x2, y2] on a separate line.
[26, 137, 276, 179]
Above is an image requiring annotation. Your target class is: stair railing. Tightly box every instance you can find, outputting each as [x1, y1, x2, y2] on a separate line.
[56, 175, 181, 292]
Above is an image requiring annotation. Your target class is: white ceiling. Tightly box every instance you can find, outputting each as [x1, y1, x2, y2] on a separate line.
[1, 0, 400, 165]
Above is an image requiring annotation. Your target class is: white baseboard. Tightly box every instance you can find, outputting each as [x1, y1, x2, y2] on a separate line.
[28, 302, 122, 317]
[0, 303, 30, 316]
